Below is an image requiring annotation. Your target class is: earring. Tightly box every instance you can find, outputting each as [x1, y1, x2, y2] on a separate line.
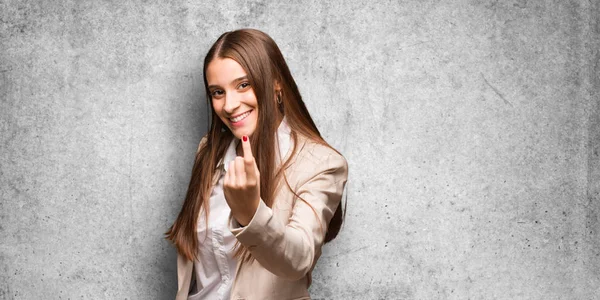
[276, 92, 284, 114]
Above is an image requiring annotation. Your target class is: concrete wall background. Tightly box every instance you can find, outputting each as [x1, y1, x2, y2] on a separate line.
[1, 0, 598, 299]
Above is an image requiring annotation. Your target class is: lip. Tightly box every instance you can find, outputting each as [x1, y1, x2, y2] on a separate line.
[229, 109, 253, 127]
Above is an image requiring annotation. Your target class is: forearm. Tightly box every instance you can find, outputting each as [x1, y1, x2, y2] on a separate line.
[230, 200, 318, 280]
[229, 153, 348, 280]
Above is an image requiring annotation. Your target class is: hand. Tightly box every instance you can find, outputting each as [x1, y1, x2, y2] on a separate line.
[223, 135, 261, 226]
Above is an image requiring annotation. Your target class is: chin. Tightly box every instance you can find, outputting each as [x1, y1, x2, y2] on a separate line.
[230, 128, 256, 139]
[221, 117, 257, 139]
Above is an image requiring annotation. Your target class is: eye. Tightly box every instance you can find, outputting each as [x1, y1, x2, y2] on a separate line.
[211, 89, 224, 98]
[238, 82, 250, 89]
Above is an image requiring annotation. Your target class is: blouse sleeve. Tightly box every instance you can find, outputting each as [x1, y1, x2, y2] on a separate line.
[228, 152, 348, 280]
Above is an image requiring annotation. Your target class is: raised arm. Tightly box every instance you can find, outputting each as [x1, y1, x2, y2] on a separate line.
[228, 151, 348, 280]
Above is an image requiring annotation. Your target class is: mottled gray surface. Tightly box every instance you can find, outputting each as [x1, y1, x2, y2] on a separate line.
[1, 0, 598, 299]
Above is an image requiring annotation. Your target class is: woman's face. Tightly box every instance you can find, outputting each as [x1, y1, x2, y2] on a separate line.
[207, 58, 259, 139]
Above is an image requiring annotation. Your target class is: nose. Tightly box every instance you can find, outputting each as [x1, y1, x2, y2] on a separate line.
[223, 91, 241, 115]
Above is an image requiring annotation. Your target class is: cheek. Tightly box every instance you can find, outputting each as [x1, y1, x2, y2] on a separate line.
[244, 95, 259, 122]
[243, 91, 258, 107]
[212, 102, 228, 123]
[212, 100, 222, 116]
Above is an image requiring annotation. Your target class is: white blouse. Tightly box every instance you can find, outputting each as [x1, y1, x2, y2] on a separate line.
[189, 117, 292, 300]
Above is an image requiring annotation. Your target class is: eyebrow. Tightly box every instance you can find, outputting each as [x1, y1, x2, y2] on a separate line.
[208, 76, 248, 90]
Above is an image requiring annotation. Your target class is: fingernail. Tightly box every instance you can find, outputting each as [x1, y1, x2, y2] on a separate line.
[242, 135, 248, 142]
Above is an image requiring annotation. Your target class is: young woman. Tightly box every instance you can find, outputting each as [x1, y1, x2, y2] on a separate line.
[166, 28, 348, 300]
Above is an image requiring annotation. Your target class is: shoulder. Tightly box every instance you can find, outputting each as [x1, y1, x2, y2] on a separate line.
[293, 134, 348, 175]
[197, 133, 209, 152]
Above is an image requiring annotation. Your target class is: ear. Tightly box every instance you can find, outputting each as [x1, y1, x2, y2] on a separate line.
[274, 80, 282, 93]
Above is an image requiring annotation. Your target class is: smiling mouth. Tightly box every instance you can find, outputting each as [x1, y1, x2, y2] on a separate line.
[229, 110, 252, 123]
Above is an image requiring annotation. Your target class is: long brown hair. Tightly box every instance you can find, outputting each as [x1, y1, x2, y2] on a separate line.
[166, 28, 346, 262]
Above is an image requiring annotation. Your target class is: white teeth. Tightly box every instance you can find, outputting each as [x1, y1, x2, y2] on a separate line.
[230, 110, 251, 123]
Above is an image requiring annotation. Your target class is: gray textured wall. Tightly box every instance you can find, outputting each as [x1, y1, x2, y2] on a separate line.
[1, 1, 598, 299]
